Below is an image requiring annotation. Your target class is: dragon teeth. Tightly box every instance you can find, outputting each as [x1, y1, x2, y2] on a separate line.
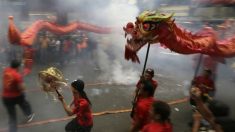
[126, 34, 132, 40]
[126, 39, 129, 43]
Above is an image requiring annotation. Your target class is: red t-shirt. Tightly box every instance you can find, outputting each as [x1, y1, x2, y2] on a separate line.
[133, 97, 155, 130]
[73, 98, 93, 127]
[136, 79, 158, 96]
[2, 68, 23, 98]
[142, 122, 173, 132]
[194, 76, 215, 94]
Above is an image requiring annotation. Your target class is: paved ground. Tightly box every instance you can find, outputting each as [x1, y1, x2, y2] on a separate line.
[0, 50, 235, 132]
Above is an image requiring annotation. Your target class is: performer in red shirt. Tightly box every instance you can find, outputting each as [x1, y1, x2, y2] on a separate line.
[131, 80, 155, 132]
[190, 69, 217, 131]
[192, 69, 216, 100]
[131, 68, 158, 119]
[142, 100, 172, 132]
[1, 60, 34, 132]
[136, 68, 158, 97]
[58, 79, 93, 132]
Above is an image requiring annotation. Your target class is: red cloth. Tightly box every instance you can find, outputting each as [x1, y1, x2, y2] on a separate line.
[23, 47, 34, 75]
[72, 98, 93, 127]
[142, 122, 173, 132]
[2, 68, 23, 97]
[136, 79, 158, 97]
[8, 16, 21, 44]
[194, 76, 215, 94]
[133, 97, 154, 130]
[8, 17, 111, 46]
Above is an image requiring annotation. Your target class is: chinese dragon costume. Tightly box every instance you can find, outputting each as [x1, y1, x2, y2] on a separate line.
[8, 16, 112, 75]
[125, 11, 235, 129]
[123, 11, 235, 63]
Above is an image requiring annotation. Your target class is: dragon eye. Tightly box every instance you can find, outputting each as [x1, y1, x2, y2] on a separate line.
[142, 22, 157, 31]
[143, 23, 150, 30]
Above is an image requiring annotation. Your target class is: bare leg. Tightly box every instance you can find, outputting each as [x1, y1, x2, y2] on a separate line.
[191, 87, 223, 132]
[192, 111, 202, 132]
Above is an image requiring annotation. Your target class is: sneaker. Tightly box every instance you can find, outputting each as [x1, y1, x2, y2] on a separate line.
[26, 113, 35, 123]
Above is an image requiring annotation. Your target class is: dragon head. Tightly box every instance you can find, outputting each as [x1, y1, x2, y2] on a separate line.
[123, 11, 174, 63]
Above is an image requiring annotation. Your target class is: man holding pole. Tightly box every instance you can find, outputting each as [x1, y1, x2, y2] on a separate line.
[130, 68, 158, 118]
[135, 68, 158, 98]
[130, 80, 155, 132]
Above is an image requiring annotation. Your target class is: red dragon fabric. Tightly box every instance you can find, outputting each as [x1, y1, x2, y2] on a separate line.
[8, 16, 112, 75]
[8, 16, 21, 44]
[123, 11, 235, 63]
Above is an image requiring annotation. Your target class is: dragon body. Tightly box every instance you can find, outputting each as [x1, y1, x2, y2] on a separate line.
[123, 11, 235, 63]
[8, 16, 112, 74]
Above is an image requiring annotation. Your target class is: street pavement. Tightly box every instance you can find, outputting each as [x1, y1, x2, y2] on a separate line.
[0, 55, 234, 132]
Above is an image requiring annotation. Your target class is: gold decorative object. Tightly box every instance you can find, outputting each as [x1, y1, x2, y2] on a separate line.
[38, 67, 67, 101]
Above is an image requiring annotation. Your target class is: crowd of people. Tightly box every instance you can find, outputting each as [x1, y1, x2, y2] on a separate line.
[35, 31, 89, 65]
[3, 31, 91, 67]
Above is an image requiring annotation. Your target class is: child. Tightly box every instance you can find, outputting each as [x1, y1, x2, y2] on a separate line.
[58, 79, 93, 132]
[142, 100, 172, 132]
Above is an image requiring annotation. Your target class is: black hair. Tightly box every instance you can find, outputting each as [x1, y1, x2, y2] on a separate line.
[141, 80, 154, 96]
[145, 68, 154, 77]
[152, 100, 171, 122]
[203, 68, 212, 76]
[71, 79, 91, 105]
[10, 59, 21, 68]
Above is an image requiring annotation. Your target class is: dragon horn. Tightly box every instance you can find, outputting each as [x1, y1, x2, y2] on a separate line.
[156, 13, 174, 22]
[8, 16, 21, 45]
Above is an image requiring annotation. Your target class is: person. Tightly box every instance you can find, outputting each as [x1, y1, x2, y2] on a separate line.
[131, 80, 155, 132]
[61, 37, 73, 65]
[58, 79, 93, 132]
[1, 59, 34, 132]
[190, 87, 223, 132]
[131, 68, 158, 119]
[39, 35, 50, 64]
[142, 100, 173, 132]
[135, 68, 158, 97]
[192, 68, 216, 101]
[189, 69, 216, 130]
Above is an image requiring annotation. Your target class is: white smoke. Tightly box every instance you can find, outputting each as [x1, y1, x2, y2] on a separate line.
[110, 60, 139, 84]
[87, 1, 140, 85]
